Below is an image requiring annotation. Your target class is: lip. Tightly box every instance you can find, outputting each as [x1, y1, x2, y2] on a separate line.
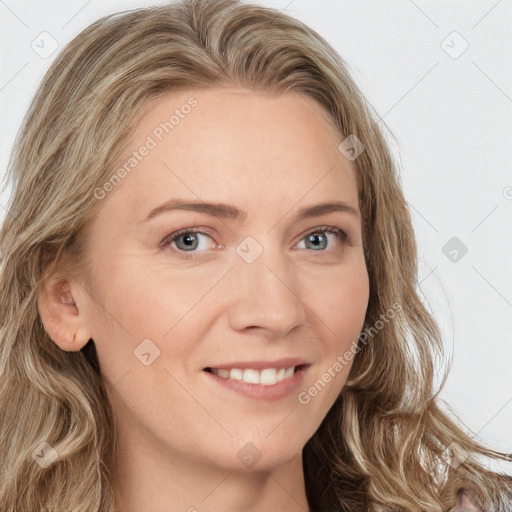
[202, 363, 311, 401]
[203, 357, 311, 371]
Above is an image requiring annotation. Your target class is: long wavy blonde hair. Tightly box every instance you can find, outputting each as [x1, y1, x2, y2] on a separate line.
[1, 1, 511, 510]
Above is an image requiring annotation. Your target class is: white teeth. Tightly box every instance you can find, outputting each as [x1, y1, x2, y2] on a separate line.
[242, 369, 260, 384]
[284, 367, 295, 379]
[259, 368, 277, 385]
[210, 366, 297, 385]
[229, 368, 243, 381]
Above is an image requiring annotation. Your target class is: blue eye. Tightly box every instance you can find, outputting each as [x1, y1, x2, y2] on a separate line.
[161, 225, 350, 260]
[161, 228, 215, 258]
[297, 227, 348, 251]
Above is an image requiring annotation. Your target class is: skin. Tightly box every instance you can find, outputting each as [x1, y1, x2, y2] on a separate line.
[38, 86, 370, 512]
[455, 490, 484, 511]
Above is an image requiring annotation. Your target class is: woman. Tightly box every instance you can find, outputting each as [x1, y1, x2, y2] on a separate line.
[0, 1, 510, 510]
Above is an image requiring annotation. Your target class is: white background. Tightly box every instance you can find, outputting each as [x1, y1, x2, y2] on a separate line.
[1, 0, 511, 473]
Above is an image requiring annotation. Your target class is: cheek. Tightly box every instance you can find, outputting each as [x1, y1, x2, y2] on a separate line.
[87, 261, 222, 380]
[92, 260, 204, 335]
[334, 281, 369, 347]
[296, 268, 369, 421]
[316, 262, 369, 344]
[306, 262, 369, 393]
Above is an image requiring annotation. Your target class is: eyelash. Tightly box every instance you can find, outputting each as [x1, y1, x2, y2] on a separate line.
[161, 225, 350, 260]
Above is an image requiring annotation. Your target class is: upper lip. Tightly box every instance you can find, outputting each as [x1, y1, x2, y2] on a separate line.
[203, 357, 311, 370]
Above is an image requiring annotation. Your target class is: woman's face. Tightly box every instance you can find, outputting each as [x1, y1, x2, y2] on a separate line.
[76, 86, 369, 472]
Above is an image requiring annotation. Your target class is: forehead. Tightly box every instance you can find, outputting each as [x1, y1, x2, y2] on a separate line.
[100, 86, 359, 221]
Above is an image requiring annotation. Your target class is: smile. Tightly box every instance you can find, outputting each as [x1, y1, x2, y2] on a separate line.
[203, 363, 310, 400]
[204, 366, 297, 385]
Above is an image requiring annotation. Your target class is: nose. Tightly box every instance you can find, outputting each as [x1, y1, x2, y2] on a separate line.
[227, 242, 308, 338]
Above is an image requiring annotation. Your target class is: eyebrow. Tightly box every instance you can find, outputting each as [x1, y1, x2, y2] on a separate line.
[140, 199, 360, 224]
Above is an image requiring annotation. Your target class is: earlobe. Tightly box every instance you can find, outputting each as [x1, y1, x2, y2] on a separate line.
[37, 276, 91, 352]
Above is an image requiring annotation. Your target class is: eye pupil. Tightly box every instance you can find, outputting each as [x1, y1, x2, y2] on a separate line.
[179, 234, 198, 250]
[307, 233, 327, 250]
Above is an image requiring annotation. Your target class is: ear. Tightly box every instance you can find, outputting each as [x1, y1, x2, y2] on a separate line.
[37, 274, 91, 352]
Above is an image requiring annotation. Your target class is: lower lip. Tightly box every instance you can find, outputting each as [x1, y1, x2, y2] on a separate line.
[203, 366, 309, 401]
